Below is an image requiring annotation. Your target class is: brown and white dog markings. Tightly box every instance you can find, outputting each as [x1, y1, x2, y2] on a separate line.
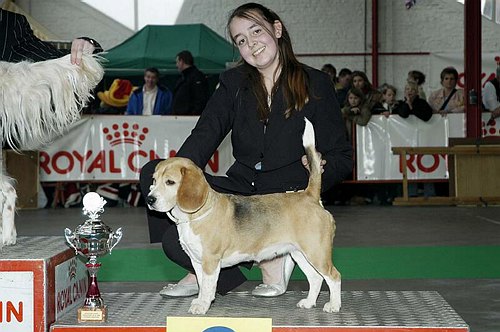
[0, 53, 104, 249]
[147, 118, 341, 315]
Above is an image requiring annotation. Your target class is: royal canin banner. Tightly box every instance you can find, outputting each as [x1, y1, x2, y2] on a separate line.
[54, 257, 88, 320]
[356, 113, 500, 181]
[40, 116, 234, 182]
[41, 114, 499, 182]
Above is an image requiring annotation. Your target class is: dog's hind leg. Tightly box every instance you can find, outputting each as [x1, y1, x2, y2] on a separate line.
[189, 260, 220, 315]
[300, 244, 341, 312]
[0, 172, 17, 246]
[321, 266, 341, 313]
[290, 251, 323, 309]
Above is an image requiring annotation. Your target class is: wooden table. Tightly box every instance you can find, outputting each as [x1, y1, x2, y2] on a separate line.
[391, 145, 500, 206]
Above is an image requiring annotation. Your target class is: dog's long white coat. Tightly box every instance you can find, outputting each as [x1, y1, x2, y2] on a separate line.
[0, 54, 104, 150]
[0, 54, 104, 248]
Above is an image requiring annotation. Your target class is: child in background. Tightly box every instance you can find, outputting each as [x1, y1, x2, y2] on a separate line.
[407, 70, 426, 100]
[341, 88, 372, 139]
[380, 84, 398, 117]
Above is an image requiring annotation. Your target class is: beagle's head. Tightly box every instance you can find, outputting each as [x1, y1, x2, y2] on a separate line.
[147, 157, 209, 214]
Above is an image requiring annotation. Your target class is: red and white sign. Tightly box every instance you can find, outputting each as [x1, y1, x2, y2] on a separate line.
[40, 116, 234, 182]
[0, 272, 34, 332]
[41, 114, 500, 182]
[54, 257, 87, 319]
[356, 113, 500, 181]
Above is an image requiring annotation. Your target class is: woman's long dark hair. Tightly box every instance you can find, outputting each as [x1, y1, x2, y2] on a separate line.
[227, 3, 309, 121]
[351, 71, 373, 94]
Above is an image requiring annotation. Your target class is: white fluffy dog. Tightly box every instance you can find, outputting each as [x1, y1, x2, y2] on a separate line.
[0, 53, 104, 248]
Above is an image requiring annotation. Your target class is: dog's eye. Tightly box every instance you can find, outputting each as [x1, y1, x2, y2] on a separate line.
[166, 179, 175, 185]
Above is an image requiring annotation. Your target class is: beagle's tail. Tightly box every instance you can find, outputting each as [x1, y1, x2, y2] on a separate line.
[303, 117, 321, 199]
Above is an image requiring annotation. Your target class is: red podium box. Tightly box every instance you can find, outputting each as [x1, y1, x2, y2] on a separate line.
[0, 236, 87, 332]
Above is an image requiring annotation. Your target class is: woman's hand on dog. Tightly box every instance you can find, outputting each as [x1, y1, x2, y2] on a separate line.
[301, 153, 326, 173]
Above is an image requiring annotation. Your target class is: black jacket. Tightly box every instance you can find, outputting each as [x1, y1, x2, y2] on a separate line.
[177, 64, 353, 195]
[393, 97, 433, 122]
[0, 9, 63, 62]
[172, 65, 209, 115]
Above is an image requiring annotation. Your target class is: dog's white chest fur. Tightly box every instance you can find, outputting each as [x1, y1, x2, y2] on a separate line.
[177, 223, 203, 263]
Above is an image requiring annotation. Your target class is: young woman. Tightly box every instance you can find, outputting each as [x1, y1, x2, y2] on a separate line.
[393, 82, 433, 122]
[139, 2, 353, 298]
[351, 70, 384, 114]
[407, 70, 427, 100]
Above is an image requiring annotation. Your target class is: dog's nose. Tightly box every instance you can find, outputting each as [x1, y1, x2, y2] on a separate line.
[146, 195, 156, 206]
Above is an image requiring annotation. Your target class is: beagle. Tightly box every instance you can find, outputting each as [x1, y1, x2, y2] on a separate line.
[147, 118, 341, 315]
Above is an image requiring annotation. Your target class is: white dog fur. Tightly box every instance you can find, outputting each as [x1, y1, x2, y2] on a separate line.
[147, 118, 341, 315]
[0, 53, 104, 248]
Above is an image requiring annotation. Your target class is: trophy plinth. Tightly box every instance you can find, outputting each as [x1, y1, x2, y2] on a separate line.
[64, 192, 122, 323]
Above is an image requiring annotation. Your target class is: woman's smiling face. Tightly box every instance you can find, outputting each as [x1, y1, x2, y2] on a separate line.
[230, 12, 282, 75]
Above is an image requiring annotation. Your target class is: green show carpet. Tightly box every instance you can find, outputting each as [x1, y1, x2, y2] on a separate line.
[97, 245, 500, 282]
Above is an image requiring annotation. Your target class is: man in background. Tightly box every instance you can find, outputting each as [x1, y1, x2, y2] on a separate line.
[172, 50, 209, 115]
[127, 67, 173, 115]
[321, 63, 337, 89]
[483, 61, 500, 122]
[336, 68, 353, 108]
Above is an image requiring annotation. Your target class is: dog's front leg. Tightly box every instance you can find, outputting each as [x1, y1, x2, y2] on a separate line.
[1, 174, 17, 246]
[189, 260, 220, 315]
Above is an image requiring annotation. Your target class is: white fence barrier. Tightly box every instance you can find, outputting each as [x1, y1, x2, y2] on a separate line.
[40, 113, 500, 182]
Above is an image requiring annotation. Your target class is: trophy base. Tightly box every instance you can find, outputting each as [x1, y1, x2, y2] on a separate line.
[78, 305, 107, 322]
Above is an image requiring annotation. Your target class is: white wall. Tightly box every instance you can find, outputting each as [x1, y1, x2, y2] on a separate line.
[173, 0, 500, 97]
[16, 0, 133, 50]
[19, 0, 500, 98]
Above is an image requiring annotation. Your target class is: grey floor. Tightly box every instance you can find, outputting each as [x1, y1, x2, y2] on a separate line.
[13, 205, 500, 332]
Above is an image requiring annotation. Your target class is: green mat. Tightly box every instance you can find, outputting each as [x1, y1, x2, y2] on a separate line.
[97, 245, 500, 282]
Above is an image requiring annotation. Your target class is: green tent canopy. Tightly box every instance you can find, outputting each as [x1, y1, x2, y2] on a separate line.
[103, 24, 239, 76]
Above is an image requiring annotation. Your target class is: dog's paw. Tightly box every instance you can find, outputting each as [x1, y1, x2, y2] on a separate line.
[2, 236, 17, 246]
[297, 299, 316, 309]
[323, 301, 341, 313]
[188, 299, 210, 315]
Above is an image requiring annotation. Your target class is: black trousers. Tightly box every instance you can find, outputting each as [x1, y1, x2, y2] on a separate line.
[139, 159, 247, 294]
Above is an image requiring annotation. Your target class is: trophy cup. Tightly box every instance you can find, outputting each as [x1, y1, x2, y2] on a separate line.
[64, 192, 123, 322]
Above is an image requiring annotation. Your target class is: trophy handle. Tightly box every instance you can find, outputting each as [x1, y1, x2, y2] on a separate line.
[64, 228, 79, 255]
[108, 227, 123, 254]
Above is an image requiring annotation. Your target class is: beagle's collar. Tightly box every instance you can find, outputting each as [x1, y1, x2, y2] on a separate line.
[167, 205, 213, 224]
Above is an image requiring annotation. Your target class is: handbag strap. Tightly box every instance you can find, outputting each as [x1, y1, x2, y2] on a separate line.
[439, 88, 457, 111]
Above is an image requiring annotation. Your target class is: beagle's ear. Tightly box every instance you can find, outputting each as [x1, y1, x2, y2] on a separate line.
[177, 165, 209, 213]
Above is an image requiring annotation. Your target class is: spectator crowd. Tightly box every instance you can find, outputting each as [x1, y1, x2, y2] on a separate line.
[6, 1, 497, 209]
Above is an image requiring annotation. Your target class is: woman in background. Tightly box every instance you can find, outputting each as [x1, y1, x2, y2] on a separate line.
[351, 71, 384, 114]
[428, 67, 464, 116]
